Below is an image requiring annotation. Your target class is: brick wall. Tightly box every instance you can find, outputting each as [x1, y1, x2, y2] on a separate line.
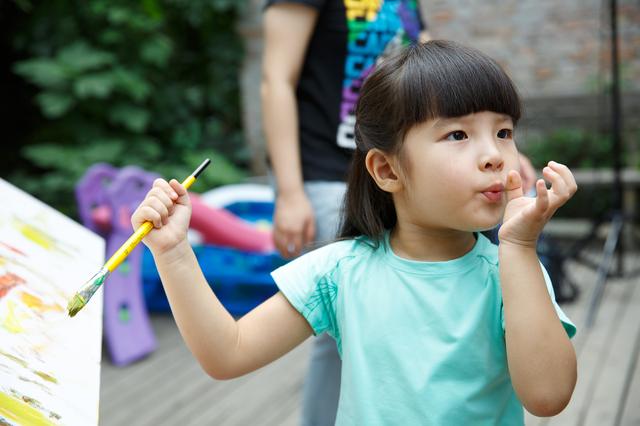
[239, 0, 640, 174]
[426, 0, 639, 96]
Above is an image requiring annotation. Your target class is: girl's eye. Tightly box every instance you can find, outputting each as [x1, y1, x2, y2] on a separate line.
[497, 129, 513, 139]
[445, 131, 468, 141]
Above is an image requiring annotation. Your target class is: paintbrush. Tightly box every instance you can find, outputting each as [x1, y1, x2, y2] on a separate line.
[67, 159, 211, 317]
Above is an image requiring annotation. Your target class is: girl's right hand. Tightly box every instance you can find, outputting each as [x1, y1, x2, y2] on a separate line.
[499, 161, 577, 248]
[130, 178, 192, 256]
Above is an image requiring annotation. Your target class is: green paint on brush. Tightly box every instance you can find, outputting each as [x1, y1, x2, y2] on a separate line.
[67, 267, 109, 317]
[66, 294, 86, 317]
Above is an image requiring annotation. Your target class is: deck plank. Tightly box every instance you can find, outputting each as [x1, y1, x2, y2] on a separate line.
[525, 259, 593, 426]
[617, 323, 640, 426]
[582, 253, 640, 426]
[543, 267, 628, 425]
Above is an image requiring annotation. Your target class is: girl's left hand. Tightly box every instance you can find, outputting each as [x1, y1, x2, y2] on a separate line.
[499, 161, 578, 248]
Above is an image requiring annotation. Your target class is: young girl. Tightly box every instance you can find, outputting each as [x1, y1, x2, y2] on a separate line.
[132, 40, 577, 424]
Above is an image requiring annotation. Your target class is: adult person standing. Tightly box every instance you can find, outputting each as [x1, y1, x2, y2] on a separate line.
[261, 1, 429, 424]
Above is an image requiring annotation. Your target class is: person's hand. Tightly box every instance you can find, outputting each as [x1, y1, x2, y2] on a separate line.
[130, 178, 191, 255]
[273, 189, 315, 258]
[499, 161, 577, 248]
[519, 154, 536, 194]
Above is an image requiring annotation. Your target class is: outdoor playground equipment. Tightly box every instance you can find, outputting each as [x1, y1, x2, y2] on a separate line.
[76, 164, 283, 366]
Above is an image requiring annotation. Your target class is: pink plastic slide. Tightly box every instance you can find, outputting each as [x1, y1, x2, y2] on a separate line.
[189, 193, 274, 253]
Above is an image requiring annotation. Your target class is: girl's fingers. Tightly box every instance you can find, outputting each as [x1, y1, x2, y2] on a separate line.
[505, 170, 524, 203]
[169, 179, 187, 198]
[548, 161, 578, 196]
[543, 161, 577, 210]
[147, 197, 169, 226]
[140, 206, 163, 229]
[534, 179, 549, 216]
[153, 178, 179, 200]
[147, 187, 174, 210]
[542, 166, 568, 204]
[169, 180, 190, 207]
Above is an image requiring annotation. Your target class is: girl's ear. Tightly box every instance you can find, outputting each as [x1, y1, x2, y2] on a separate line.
[365, 149, 402, 193]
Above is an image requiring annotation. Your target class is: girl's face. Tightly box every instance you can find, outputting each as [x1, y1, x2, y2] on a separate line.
[394, 111, 520, 232]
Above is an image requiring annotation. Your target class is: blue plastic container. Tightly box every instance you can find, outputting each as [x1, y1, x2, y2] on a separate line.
[141, 200, 288, 315]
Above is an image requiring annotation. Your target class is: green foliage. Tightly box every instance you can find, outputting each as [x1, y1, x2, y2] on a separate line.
[9, 0, 248, 217]
[523, 128, 640, 219]
[523, 128, 617, 170]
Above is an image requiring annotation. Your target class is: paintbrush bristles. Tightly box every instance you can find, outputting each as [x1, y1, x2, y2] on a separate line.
[67, 294, 87, 317]
[67, 267, 109, 318]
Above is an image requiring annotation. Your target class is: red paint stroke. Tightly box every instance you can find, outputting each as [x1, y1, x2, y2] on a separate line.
[0, 241, 26, 257]
[0, 272, 25, 298]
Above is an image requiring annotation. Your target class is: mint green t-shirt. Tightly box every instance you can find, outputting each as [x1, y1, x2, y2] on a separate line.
[271, 233, 576, 425]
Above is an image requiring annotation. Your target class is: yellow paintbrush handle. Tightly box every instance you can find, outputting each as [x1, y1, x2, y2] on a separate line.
[104, 222, 154, 272]
[102, 170, 201, 273]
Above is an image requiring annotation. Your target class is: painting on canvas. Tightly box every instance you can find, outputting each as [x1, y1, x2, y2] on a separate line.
[0, 178, 104, 425]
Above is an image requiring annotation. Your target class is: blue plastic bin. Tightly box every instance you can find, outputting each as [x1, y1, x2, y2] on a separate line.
[141, 200, 288, 315]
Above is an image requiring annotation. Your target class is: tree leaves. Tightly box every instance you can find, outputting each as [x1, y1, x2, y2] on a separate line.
[10, 0, 248, 218]
[14, 60, 69, 88]
[108, 104, 150, 133]
[35, 92, 75, 118]
[57, 42, 115, 73]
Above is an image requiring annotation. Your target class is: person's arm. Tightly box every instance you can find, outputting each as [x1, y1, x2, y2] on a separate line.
[261, 3, 319, 258]
[131, 179, 313, 380]
[499, 162, 578, 417]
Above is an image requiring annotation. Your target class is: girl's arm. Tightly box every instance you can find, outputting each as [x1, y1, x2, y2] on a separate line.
[131, 179, 313, 380]
[261, 3, 318, 258]
[499, 162, 578, 417]
[154, 241, 313, 379]
[500, 244, 576, 417]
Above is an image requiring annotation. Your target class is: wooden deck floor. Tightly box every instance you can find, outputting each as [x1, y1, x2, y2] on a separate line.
[100, 250, 640, 425]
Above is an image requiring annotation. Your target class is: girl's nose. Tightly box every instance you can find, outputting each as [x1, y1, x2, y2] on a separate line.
[479, 141, 504, 172]
[482, 156, 504, 171]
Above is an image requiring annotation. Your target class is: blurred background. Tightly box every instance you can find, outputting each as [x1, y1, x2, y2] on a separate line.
[1, 0, 640, 425]
[2, 0, 639, 219]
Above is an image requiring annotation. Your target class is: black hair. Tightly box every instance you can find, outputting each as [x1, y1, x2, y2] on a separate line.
[339, 40, 522, 242]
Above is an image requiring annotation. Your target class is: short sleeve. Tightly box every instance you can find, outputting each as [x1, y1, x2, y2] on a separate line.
[501, 262, 577, 338]
[271, 244, 343, 340]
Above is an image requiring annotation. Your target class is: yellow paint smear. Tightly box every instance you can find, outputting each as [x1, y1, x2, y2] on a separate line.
[0, 391, 56, 426]
[0, 349, 28, 368]
[34, 370, 58, 384]
[17, 222, 55, 251]
[1, 300, 25, 333]
[20, 292, 63, 313]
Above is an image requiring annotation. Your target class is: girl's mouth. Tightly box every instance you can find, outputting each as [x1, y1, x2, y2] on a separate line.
[482, 190, 503, 203]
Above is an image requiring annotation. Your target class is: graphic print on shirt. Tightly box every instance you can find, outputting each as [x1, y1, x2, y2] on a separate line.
[337, 0, 422, 149]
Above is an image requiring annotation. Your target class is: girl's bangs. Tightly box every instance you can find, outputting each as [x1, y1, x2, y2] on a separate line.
[400, 42, 521, 126]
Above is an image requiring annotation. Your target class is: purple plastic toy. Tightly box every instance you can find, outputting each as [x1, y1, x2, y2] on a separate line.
[75, 163, 118, 236]
[76, 164, 159, 366]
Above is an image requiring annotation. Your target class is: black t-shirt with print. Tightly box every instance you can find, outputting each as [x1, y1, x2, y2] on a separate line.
[265, 0, 425, 182]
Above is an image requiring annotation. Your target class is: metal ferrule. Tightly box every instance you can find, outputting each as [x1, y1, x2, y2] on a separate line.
[78, 267, 110, 302]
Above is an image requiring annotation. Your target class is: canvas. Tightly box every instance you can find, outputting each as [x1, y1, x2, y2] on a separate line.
[0, 179, 104, 425]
